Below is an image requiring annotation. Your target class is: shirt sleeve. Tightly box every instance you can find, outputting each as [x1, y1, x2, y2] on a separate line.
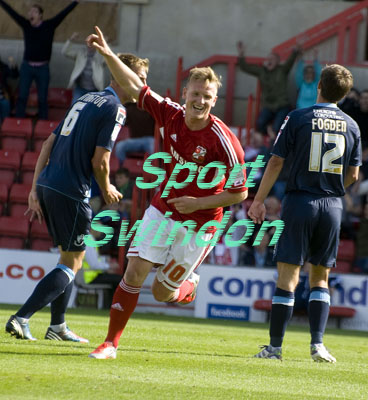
[96, 103, 126, 151]
[48, 1, 78, 28]
[349, 124, 362, 167]
[138, 85, 182, 129]
[271, 113, 294, 159]
[214, 124, 247, 193]
[0, 0, 27, 27]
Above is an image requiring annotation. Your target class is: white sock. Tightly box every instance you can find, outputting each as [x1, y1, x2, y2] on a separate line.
[50, 322, 67, 333]
[15, 316, 29, 324]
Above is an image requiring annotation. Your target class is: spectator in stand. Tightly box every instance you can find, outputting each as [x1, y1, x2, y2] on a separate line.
[0, 0, 79, 119]
[62, 32, 106, 104]
[346, 89, 368, 149]
[295, 49, 322, 109]
[113, 54, 155, 164]
[356, 202, 368, 274]
[0, 55, 19, 123]
[338, 87, 360, 115]
[237, 41, 301, 138]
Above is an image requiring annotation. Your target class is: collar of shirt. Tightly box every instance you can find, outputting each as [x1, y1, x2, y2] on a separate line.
[105, 86, 120, 102]
[314, 102, 338, 108]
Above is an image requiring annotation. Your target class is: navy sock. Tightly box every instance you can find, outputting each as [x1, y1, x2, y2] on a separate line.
[308, 287, 330, 344]
[16, 265, 74, 319]
[270, 287, 295, 348]
[50, 281, 74, 325]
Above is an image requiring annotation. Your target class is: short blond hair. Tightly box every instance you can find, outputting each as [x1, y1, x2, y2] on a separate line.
[188, 66, 222, 89]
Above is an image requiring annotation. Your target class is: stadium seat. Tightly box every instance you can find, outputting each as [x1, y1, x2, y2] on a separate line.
[33, 120, 60, 151]
[116, 125, 131, 142]
[0, 117, 33, 138]
[9, 183, 32, 204]
[20, 152, 39, 184]
[335, 260, 352, 274]
[0, 216, 29, 243]
[122, 157, 144, 177]
[47, 108, 68, 121]
[0, 183, 8, 216]
[47, 88, 72, 108]
[110, 155, 120, 175]
[26, 87, 72, 109]
[0, 183, 8, 203]
[1, 137, 28, 153]
[21, 151, 39, 170]
[0, 149, 21, 188]
[337, 239, 355, 262]
[30, 238, 54, 251]
[33, 120, 60, 139]
[30, 221, 49, 240]
[21, 171, 34, 185]
[9, 203, 28, 218]
[0, 237, 24, 249]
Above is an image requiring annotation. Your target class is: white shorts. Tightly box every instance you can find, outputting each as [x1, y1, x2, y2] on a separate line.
[127, 205, 214, 290]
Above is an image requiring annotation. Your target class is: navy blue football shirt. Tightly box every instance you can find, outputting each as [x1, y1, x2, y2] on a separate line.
[272, 103, 362, 197]
[37, 87, 126, 200]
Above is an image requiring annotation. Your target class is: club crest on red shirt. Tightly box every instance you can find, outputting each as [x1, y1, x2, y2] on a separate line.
[192, 146, 207, 163]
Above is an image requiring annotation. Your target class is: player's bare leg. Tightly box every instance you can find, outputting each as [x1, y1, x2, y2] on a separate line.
[151, 272, 200, 304]
[89, 256, 154, 359]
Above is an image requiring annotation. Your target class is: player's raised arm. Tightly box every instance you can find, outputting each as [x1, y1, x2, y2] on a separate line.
[87, 26, 144, 101]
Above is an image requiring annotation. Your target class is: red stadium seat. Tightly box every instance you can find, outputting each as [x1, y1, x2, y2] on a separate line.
[110, 156, 120, 175]
[0, 237, 24, 249]
[47, 108, 68, 121]
[9, 203, 28, 218]
[122, 157, 144, 177]
[26, 87, 72, 109]
[21, 171, 34, 185]
[116, 125, 131, 142]
[30, 221, 49, 240]
[47, 88, 72, 108]
[33, 120, 60, 140]
[0, 117, 33, 138]
[20, 152, 38, 184]
[0, 216, 29, 238]
[27, 87, 38, 108]
[0, 150, 21, 188]
[0, 149, 21, 170]
[0, 170, 16, 189]
[30, 238, 54, 251]
[337, 239, 355, 262]
[335, 260, 352, 274]
[1, 137, 28, 153]
[33, 120, 60, 151]
[0, 183, 8, 203]
[9, 183, 32, 204]
[21, 151, 39, 171]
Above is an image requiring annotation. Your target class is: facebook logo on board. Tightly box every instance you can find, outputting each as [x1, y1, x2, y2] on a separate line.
[207, 304, 250, 321]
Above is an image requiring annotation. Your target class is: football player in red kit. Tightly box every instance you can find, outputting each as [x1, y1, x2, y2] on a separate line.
[87, 27, 248, 359]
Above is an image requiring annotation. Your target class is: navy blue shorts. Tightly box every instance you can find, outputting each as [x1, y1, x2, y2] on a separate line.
[275, 192, 342, 268]
[36, 186, 92, 252]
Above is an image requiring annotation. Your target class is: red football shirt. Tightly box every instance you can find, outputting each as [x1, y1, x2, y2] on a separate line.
[139, 85, 247, 229]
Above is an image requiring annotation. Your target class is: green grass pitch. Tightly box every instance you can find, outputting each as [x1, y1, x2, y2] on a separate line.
[0, 304, 367, 400]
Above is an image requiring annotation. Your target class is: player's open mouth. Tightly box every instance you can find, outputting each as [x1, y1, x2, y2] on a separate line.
[193, 105, 204, 111]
